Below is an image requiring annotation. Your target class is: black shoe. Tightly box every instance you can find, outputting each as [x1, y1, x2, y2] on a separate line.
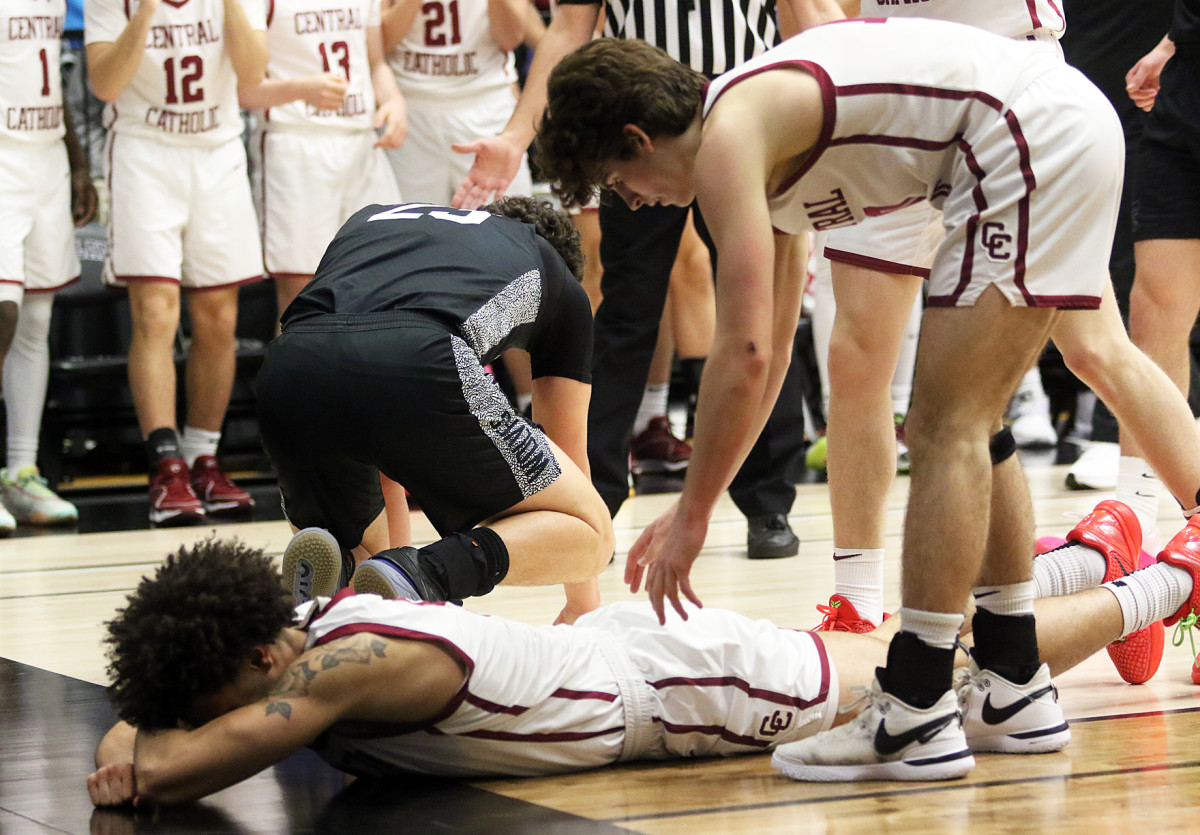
[746, 513, 799, 559]
[352, 547, 451, 602]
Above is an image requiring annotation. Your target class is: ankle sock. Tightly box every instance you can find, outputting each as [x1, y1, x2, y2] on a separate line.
[1033, 542, 1106, 598]
[879, 610, 963, 708]
[180, 426, 221, 469]
[1103, 562, 1194, 636]
[832, 548, 884, 624]
[972, 594, 1040, 684]
[146, 427, 180, 473]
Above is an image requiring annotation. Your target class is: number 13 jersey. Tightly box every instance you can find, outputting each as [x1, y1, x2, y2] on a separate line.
[85, 0, 267, 146]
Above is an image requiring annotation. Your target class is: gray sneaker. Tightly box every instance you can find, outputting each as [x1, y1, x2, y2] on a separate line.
[281, 528, 351, 605]
[351, 547, 448, 602]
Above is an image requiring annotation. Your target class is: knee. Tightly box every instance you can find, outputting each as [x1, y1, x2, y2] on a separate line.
[827, 328, 891, 392]
[188, 296, 239, 343]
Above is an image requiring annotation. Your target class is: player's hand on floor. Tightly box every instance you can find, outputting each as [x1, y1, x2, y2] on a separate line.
[87, 762, 138, 808]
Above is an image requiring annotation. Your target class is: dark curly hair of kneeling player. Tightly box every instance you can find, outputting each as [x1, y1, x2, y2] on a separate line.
[484, 195, 585, 283]
[104, 537, 295, 731]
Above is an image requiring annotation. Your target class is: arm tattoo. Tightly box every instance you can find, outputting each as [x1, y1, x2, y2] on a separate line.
[264, 636, 390, 718]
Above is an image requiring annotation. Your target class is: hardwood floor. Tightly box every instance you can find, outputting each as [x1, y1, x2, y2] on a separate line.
[3, 461, 1199, 833]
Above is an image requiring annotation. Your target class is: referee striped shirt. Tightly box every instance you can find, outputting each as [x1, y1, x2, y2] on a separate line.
[557, 0, 781, 77]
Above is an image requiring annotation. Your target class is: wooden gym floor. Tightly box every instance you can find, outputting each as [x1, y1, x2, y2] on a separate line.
[3, 459, 1200, 833]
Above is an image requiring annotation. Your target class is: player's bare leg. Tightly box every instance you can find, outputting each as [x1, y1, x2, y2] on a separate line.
[183, 286, 239, 433]
[1053, 278, 1200, 511]
[126, 281, 182, 436]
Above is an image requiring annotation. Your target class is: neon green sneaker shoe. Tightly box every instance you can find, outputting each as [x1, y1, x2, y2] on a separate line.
[1, 466, 78, 525]
[805, 435, 828, 472]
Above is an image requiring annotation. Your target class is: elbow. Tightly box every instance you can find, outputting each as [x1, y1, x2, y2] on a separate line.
[89, 80, 120, 104]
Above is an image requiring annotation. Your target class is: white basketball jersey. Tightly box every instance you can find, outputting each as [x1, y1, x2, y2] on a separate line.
[85, 0, 267, 145]
[704, 18, 1061, 235]
[386, 0, 516, 99]
[261, 0, 381, 131]
[302, 592, 626, 777]
[1, 0, 66, 145]
[861, 0, 1065, 41]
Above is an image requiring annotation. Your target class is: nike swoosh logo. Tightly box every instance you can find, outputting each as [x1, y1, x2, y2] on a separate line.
[874, 713, 955, 755]
[1135, 491, 1156, 498]
[974, 590, 1000, 599]
[833, 553, 863, 561]
[980, 685, 1053, 725]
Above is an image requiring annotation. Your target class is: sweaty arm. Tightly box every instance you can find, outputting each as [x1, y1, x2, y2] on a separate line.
[87, 634, 464, 806]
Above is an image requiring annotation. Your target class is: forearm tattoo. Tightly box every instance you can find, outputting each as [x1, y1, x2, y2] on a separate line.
[263, 637, 389, 719]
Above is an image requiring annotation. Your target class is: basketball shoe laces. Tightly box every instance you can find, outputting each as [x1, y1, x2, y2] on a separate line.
[816, 598, 847, 630]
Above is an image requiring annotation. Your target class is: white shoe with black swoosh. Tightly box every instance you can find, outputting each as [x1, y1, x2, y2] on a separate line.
[956, 659, 1070, 754]
[772, 678, 974, 782]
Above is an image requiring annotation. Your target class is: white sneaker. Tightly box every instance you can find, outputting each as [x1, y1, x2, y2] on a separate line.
[771, 679, 974, 782]
[0, 502, 14, 536]
[1065, 441, 1120, 491]
[1008, 393, 1057, 448]
[1, 466, 78, 525]
[281, 528, 351, 605]
[956, 660, 1070, 753]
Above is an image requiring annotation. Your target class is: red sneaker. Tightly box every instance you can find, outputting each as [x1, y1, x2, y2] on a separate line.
[1157, 515, 1200, 627]
[1066, 499, 1142, 584]
[813, 594, 886, 633]
[149, 457, 205, 526]
[1107, 620, 1165, 684]
[189, 455, 255, 515]
[630, 416, 691, 474]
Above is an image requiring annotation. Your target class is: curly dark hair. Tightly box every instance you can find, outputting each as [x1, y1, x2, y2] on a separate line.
[534, 39, 706, 208]
[485, 195, 585, 281]
[105, 537, 295, 730]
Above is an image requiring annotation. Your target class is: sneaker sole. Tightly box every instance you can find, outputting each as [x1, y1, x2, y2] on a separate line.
[772, 748, 975, 782]
[282, 528, 345, 603]
[1107, 621, 1165, 684]
[149, 507, 206, 526]
[200, 499, 256, 515]
[351, 561, 421, 601]
[967, 723, 1071, 754]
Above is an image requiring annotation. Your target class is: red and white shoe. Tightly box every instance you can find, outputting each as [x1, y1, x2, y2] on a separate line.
[1065, 500, 1164, 682]
[1157, 515, 1200, 627]
[1066, 499, 1142, 584]
[190, 455, 255, 515]
[630, 416, 691, 474]
[813, 594, 886, 633]
[149, 457, 205, 526]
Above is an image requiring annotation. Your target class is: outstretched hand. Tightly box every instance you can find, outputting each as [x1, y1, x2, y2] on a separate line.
[450, 135, 525, 209]
[626, 502, 706, 623]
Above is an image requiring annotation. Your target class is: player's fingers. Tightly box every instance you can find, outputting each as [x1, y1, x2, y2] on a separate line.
[679, 575, 702, 610]
[450, 140, 482, 155]
[625, 557, 645, 593]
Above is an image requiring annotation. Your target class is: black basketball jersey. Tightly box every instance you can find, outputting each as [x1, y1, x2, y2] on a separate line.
[284, 203, 593, 383]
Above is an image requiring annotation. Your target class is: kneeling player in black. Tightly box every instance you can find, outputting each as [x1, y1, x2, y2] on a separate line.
[257, 197, 614, 623]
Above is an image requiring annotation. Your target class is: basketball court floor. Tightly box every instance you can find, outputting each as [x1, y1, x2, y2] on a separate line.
[3, 461, 1200, 833]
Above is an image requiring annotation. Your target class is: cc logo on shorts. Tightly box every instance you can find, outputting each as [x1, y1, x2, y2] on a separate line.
[981, 221, 1013, 262]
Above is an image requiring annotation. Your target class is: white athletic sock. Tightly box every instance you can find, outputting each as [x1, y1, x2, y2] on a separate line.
[1117, 455, 1163, 553]
[897, 607, 964, 650]
[1102, 562, 1193, 637]
[3, 293, 52, 472]
[633, 383, 669, 436]
[832, 548, 884, 624]
[1032, 542, 1106, 598]
[974, 580, 1036, 617]
[179, 426, 221, 468]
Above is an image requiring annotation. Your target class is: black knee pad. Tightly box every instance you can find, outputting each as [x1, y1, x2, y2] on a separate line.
[990, 427, 1016, 466]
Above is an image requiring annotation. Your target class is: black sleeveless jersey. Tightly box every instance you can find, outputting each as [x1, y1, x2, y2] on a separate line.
[284, 203, 593, 383]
